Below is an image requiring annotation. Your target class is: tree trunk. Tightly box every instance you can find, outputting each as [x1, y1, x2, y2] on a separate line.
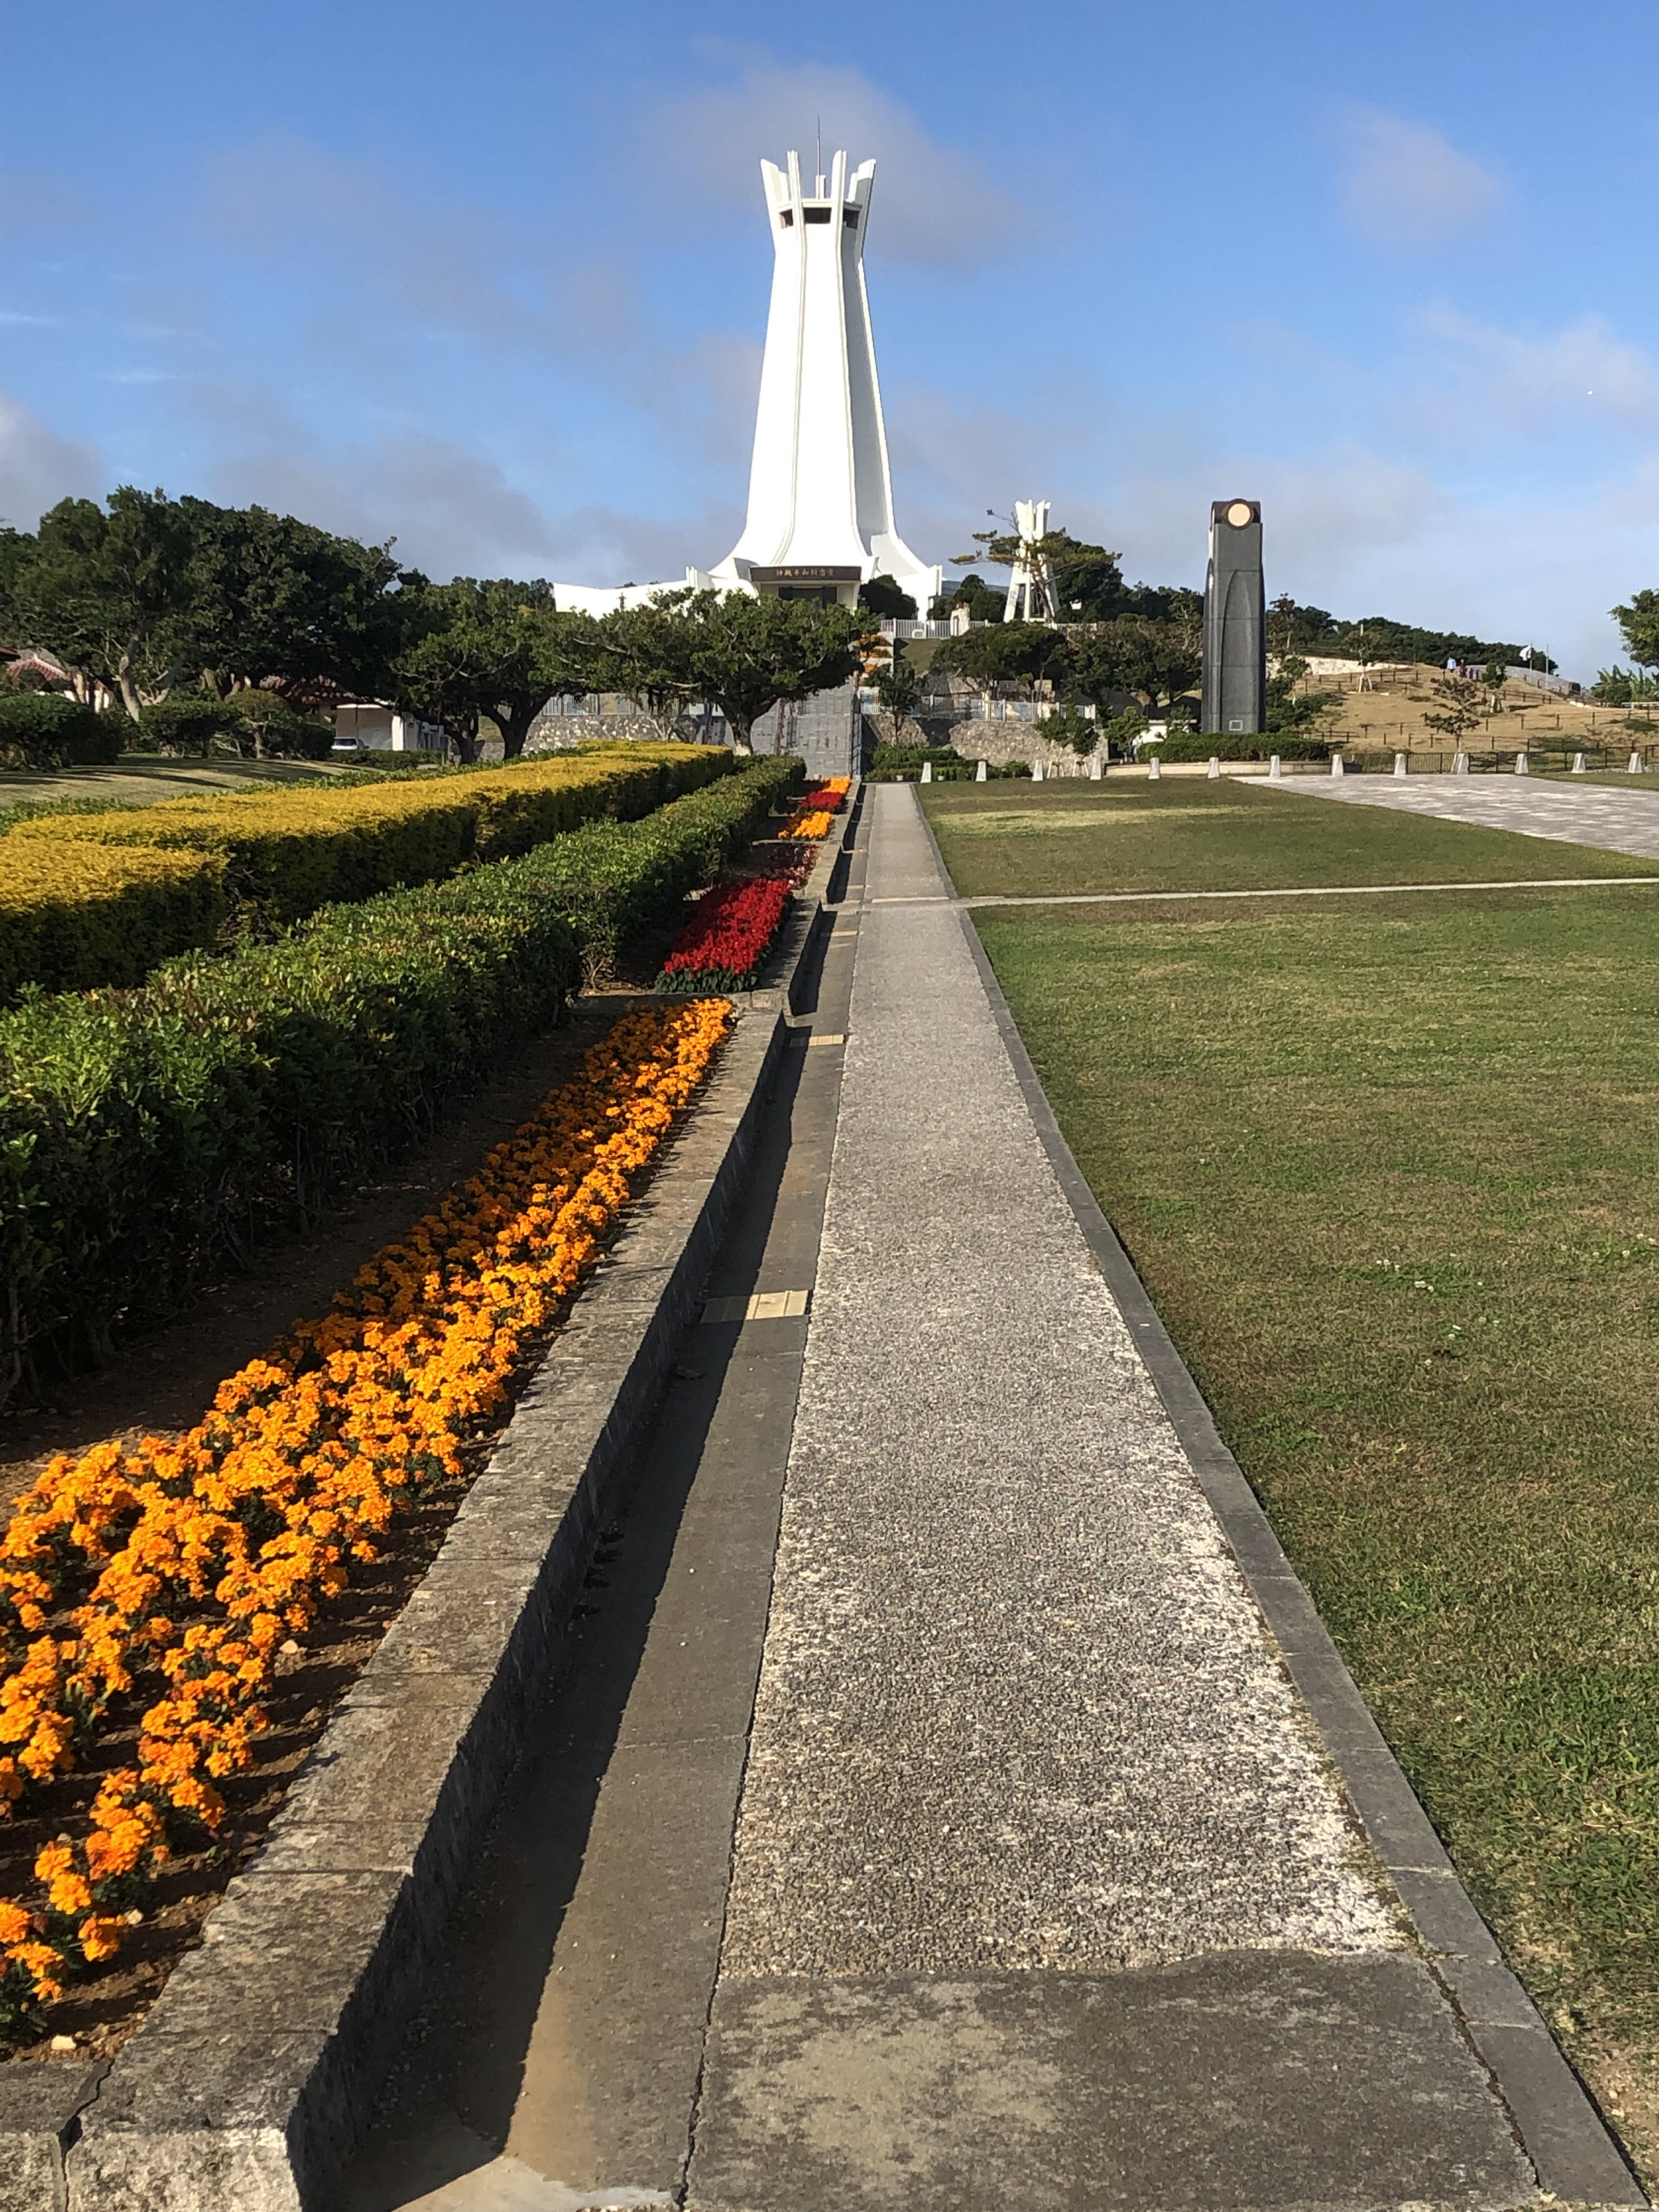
[498, 702, 534, 760]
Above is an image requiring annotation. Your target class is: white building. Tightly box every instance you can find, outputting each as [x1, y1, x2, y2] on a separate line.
[553, 148, 939, 620]
[332, 701, 446, 753]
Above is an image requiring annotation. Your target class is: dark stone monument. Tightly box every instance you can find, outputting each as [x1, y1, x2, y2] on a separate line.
[1202, 500, 1265, 736]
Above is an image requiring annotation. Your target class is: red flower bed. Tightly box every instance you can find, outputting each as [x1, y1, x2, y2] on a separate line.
[657, 877, 791, 993]
[799, 785, 845, 812]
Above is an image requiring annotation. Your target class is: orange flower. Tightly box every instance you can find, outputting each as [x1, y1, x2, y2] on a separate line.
[0, 1000, 731, 2006]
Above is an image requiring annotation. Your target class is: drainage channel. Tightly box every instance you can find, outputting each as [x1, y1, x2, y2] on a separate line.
[341, 821, 866, 2212]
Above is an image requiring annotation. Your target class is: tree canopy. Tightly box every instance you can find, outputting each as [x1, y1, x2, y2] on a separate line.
[646, 590, 865, 753]
[0, 488, 413, 718]
[1613, 590, 1659, 673]
[1265, 594, 1544, 671]
[930, 620, 1069, 695]
[950, 527, 1127, 623]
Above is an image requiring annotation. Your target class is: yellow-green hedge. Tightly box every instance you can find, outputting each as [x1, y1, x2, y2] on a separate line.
[0, 841, 228, 1003]
[8, 744, 731, 950]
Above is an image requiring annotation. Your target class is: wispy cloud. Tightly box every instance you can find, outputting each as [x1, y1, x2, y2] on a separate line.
[0, 393, 103, 529]
[202, 133, 550, 350]
[1338, 110, 1501, 250]
[1414, 308, 1659, 439]
[645, 58, 1026, 267]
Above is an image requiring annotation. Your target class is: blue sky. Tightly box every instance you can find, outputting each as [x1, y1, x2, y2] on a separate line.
[4, 0, 1658, 675]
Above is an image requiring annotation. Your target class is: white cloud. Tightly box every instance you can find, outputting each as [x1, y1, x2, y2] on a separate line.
[1414, 308, 1659, 440]
[646, 59, 1024, 266]
[0, 393, 103, 528]
[1338, 111, 1501, 250]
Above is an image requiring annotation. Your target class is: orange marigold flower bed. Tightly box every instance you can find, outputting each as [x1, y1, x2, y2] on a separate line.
[779, 808, 834, 841]
[0, 998, 731, 2021]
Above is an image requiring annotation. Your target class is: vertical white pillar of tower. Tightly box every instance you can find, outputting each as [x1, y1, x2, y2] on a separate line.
[713, 151, 939, 610]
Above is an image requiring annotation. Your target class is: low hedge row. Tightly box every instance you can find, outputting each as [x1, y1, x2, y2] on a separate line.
[5, 744, 731, 965]
[0, 752, 800, 1398]
[0, 865, 583, 1400]
[0, 842, 229, 1002]
[867, 743, 1029, 782]
[523, 754, 805, 980]
[0, 692, 124, 769]
[1147, 731, 1331, 762]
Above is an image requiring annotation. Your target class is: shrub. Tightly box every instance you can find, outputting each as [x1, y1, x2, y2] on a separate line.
[0, 842, 227, 1004]
[0, 693, 121, 770]
[0, 862, 583, 1398]
[868, 742, 1030, 781]
[521, 755, 803, 982]
[138, 691, 245, 756]
[1147, 730, 1331, 762]
[10, 744, 732, 945]
[232, 691, 335, 760]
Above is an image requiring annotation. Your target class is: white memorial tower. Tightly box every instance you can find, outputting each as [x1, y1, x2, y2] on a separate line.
[709, 150, 939, 612]
[554, 146, 939, 619]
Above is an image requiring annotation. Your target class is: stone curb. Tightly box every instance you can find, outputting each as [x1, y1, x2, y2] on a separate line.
[0, 807, 848, 2212]
[932, 791, 1647, 2207]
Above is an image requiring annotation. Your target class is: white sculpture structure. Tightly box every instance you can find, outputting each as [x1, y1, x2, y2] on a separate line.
[1002, 498, 1059, 623]
[555, 149, 939, 618]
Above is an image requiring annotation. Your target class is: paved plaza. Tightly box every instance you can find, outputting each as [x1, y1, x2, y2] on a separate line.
[1274, 769, 1659, 858]
[346, 783, 1637, 2212]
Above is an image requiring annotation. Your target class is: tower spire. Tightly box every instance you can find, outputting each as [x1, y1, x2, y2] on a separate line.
[711, 149, 940, 613]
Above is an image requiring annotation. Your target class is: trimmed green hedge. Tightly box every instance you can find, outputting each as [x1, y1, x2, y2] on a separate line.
[0, 751, 802, 1398]
[3, 744, 732, 988]
[0, 692, 123, 769]
[0, 867, 581, 1398]
[525, 755, 805, 981]
[868, 743, 1029, 782]
[0, 840, 228, 1003]
[10, 747, 733, 911]
[1147, 730, 1331, 762]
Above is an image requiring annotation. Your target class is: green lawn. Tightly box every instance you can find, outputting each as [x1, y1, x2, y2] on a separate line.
[928, 780, 1659, 2177]
[923, 777, 1659, 899]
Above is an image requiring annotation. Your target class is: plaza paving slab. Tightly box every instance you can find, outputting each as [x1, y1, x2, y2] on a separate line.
[1272, 770, 1659, 858]
[686, 785, 1539, 2211]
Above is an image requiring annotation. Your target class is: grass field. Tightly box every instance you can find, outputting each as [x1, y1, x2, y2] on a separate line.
[923, 778, 1659, 899]
[924, 781, 1659, 2179]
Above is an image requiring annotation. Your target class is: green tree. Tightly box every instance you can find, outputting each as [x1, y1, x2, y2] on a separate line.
[868, 646, 924, 742]
[929, 572, 1004, 624]
[139, 689, 245, 756]
[1612, 589, 1659, 673]
[931, 620, 1066, 696]
[953, 526, 1126, 621]
[674, 590, 864, 754]
[1267, 594, 1338, 658]
[1264, 657, 1336, 737]
[1044, 705, 1098, 757]
[522, 604, 605, 756]
[172, 499, 406, 704]
[1, 490, 195, 718]
[859, 574, 917, 619]
[1421, 675, 1485, 745]
[594, 593, 704, 735]
[1062, 615, 1200, 715]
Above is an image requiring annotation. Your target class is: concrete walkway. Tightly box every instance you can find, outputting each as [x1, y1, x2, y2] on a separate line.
[683, 789, 1541, 2209]
[1275, 770, 1659, 858]
[346, 782, 1637, 2212]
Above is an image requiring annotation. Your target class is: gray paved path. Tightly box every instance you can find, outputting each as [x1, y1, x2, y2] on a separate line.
[1273, 769, 1659, 857]
[686, 787, 1537, 2211]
